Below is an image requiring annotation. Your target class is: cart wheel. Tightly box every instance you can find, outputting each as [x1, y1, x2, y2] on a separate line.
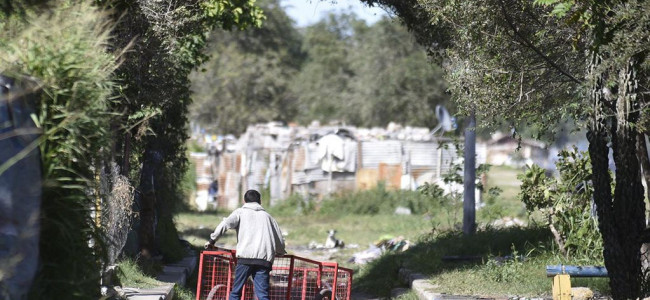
[315, 289, 334, 300]
[206, 284, 226, 300]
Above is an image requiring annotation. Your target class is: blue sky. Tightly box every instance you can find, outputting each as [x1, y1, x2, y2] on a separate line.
[280, 0, 389, 27]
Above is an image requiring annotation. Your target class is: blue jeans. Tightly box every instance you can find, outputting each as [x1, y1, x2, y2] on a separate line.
[229, 263, 270, 300]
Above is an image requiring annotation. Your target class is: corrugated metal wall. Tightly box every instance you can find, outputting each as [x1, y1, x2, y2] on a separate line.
[359, 141, 403, 168]
[202, 124, 490, 208]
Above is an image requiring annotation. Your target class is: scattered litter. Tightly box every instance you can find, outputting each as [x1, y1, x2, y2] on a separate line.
[325, 229, 345, 248]
[348, 245, 383, 264]
[348, 235, 414, 264]
[491, 217, 525, 228]
[394, 206, 412, 215]
[308, 241, 324, 249]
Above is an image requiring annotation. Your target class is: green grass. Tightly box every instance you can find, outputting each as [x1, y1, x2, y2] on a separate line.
[116, 257, 200, 300]
[355, 226, 609, 298]
[174, 182, 608, 299]
[481, 165, 527, 219]
[176, 211, 435, 269]
[173, 285, 195, 300]
[116, 259, 166, 289]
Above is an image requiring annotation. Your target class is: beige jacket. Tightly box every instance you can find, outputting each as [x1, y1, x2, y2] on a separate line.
[210, 202, 286, 263]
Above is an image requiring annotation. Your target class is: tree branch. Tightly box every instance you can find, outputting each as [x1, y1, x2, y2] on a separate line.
[498, 0, 582, 84]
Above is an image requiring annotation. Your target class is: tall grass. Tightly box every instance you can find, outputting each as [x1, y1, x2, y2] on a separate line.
[268, 183, 448, 217]
[1, 2, 118, 298]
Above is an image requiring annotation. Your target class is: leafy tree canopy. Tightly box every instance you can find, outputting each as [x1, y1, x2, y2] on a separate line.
[190, 5, 450, 134]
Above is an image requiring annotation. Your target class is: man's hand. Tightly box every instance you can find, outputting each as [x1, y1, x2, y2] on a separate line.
[204, 240, 215, 249]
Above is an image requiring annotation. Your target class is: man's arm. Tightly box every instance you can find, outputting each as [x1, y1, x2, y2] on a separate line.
[271, 218, 286, 255]
[205, 210, 240, 248]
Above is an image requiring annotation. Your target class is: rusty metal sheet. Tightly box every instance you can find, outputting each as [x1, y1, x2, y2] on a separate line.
[292, 145, 306, 171]
[378, 163, 402, 190]
[356, 168, 379, 190]
[223, 171, 241, 210]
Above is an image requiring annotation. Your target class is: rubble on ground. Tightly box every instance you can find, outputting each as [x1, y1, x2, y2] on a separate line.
[348, 235, 413, 264]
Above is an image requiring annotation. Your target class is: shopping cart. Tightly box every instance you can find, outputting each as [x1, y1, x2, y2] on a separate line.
[196, 248, 353, 300]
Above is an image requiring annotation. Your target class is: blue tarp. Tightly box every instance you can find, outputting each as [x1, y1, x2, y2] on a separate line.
[0, 75, 42, 299]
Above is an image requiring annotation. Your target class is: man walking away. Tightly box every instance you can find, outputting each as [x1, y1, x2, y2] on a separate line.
[204, 189, 286, 300]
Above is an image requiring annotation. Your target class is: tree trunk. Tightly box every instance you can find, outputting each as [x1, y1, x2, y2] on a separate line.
[587, 127, 621, 289]
[589, 57, 645, 300]
[636, 134, 650, 203]
[138, 147, 161, 257]
[608, 61, 645, 299]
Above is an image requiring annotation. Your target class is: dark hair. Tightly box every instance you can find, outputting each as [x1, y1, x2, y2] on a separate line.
[244, 189, 261, 204]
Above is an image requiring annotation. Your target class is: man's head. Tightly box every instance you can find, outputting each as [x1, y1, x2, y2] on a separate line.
[244, 189, 261, 204]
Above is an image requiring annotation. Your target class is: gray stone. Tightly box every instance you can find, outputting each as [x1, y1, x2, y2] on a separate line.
[571, 287, 594, 300]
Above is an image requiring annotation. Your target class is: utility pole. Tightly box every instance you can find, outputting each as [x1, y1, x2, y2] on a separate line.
[463, 111, 476, 235]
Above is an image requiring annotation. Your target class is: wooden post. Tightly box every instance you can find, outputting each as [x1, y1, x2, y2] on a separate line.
[552, 274, 571, 300]
[463, 111, 476, 235]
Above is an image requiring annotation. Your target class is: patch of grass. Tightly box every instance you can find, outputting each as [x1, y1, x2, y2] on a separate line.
[482, 165, 527, 219]
[319, 184, 441, 216]
[395, 290, 421, 300]
[116, 259, 165, 289]
[175, 183, 607, 299]
[355, 226, 609, 298]
[175, 211, 238, 247]
[173, 285, 195, 300]
[116, 253, 200, 299]
[176, 211, 435, 269]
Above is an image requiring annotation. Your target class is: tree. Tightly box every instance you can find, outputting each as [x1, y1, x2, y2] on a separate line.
[358, 0, 650, 298]
[105, 0, 264, 260]
[291, 13, 358, 125]
[347, 18, 450, 128]
[190, 0, 303, 134]
[2, 2, 118, 298]
[292, 13, 449, 127]
[2, 0, 265, 297]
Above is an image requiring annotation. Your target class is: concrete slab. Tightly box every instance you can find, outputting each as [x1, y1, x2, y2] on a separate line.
[157, 271, 186, 286]
[168, 255, 198, 275]
[162, 265, 188, 275]
[123, 284, 174, 300]
[124, 251, 197, 300]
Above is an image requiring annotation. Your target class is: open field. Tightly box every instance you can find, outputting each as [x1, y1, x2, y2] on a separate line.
[176, 211, 434, 269]
[175, 165, 609, 298]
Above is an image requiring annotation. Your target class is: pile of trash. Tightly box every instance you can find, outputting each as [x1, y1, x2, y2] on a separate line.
[348, 235, 413, 265]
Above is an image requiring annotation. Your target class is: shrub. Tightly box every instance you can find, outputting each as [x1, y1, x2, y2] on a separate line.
[518, 147, 603, 262]
[318, 183, 444, 216]
[2, 2, 117, 298]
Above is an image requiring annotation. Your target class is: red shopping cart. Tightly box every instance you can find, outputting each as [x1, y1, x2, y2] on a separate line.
[196, 248, 353, 300]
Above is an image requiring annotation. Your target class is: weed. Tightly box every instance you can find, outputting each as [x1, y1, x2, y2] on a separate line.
[116, 259, 164, 289]
[173, 285, 195, 300]
[518, 148, 603, 261]
[483, 245, 528, 283]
